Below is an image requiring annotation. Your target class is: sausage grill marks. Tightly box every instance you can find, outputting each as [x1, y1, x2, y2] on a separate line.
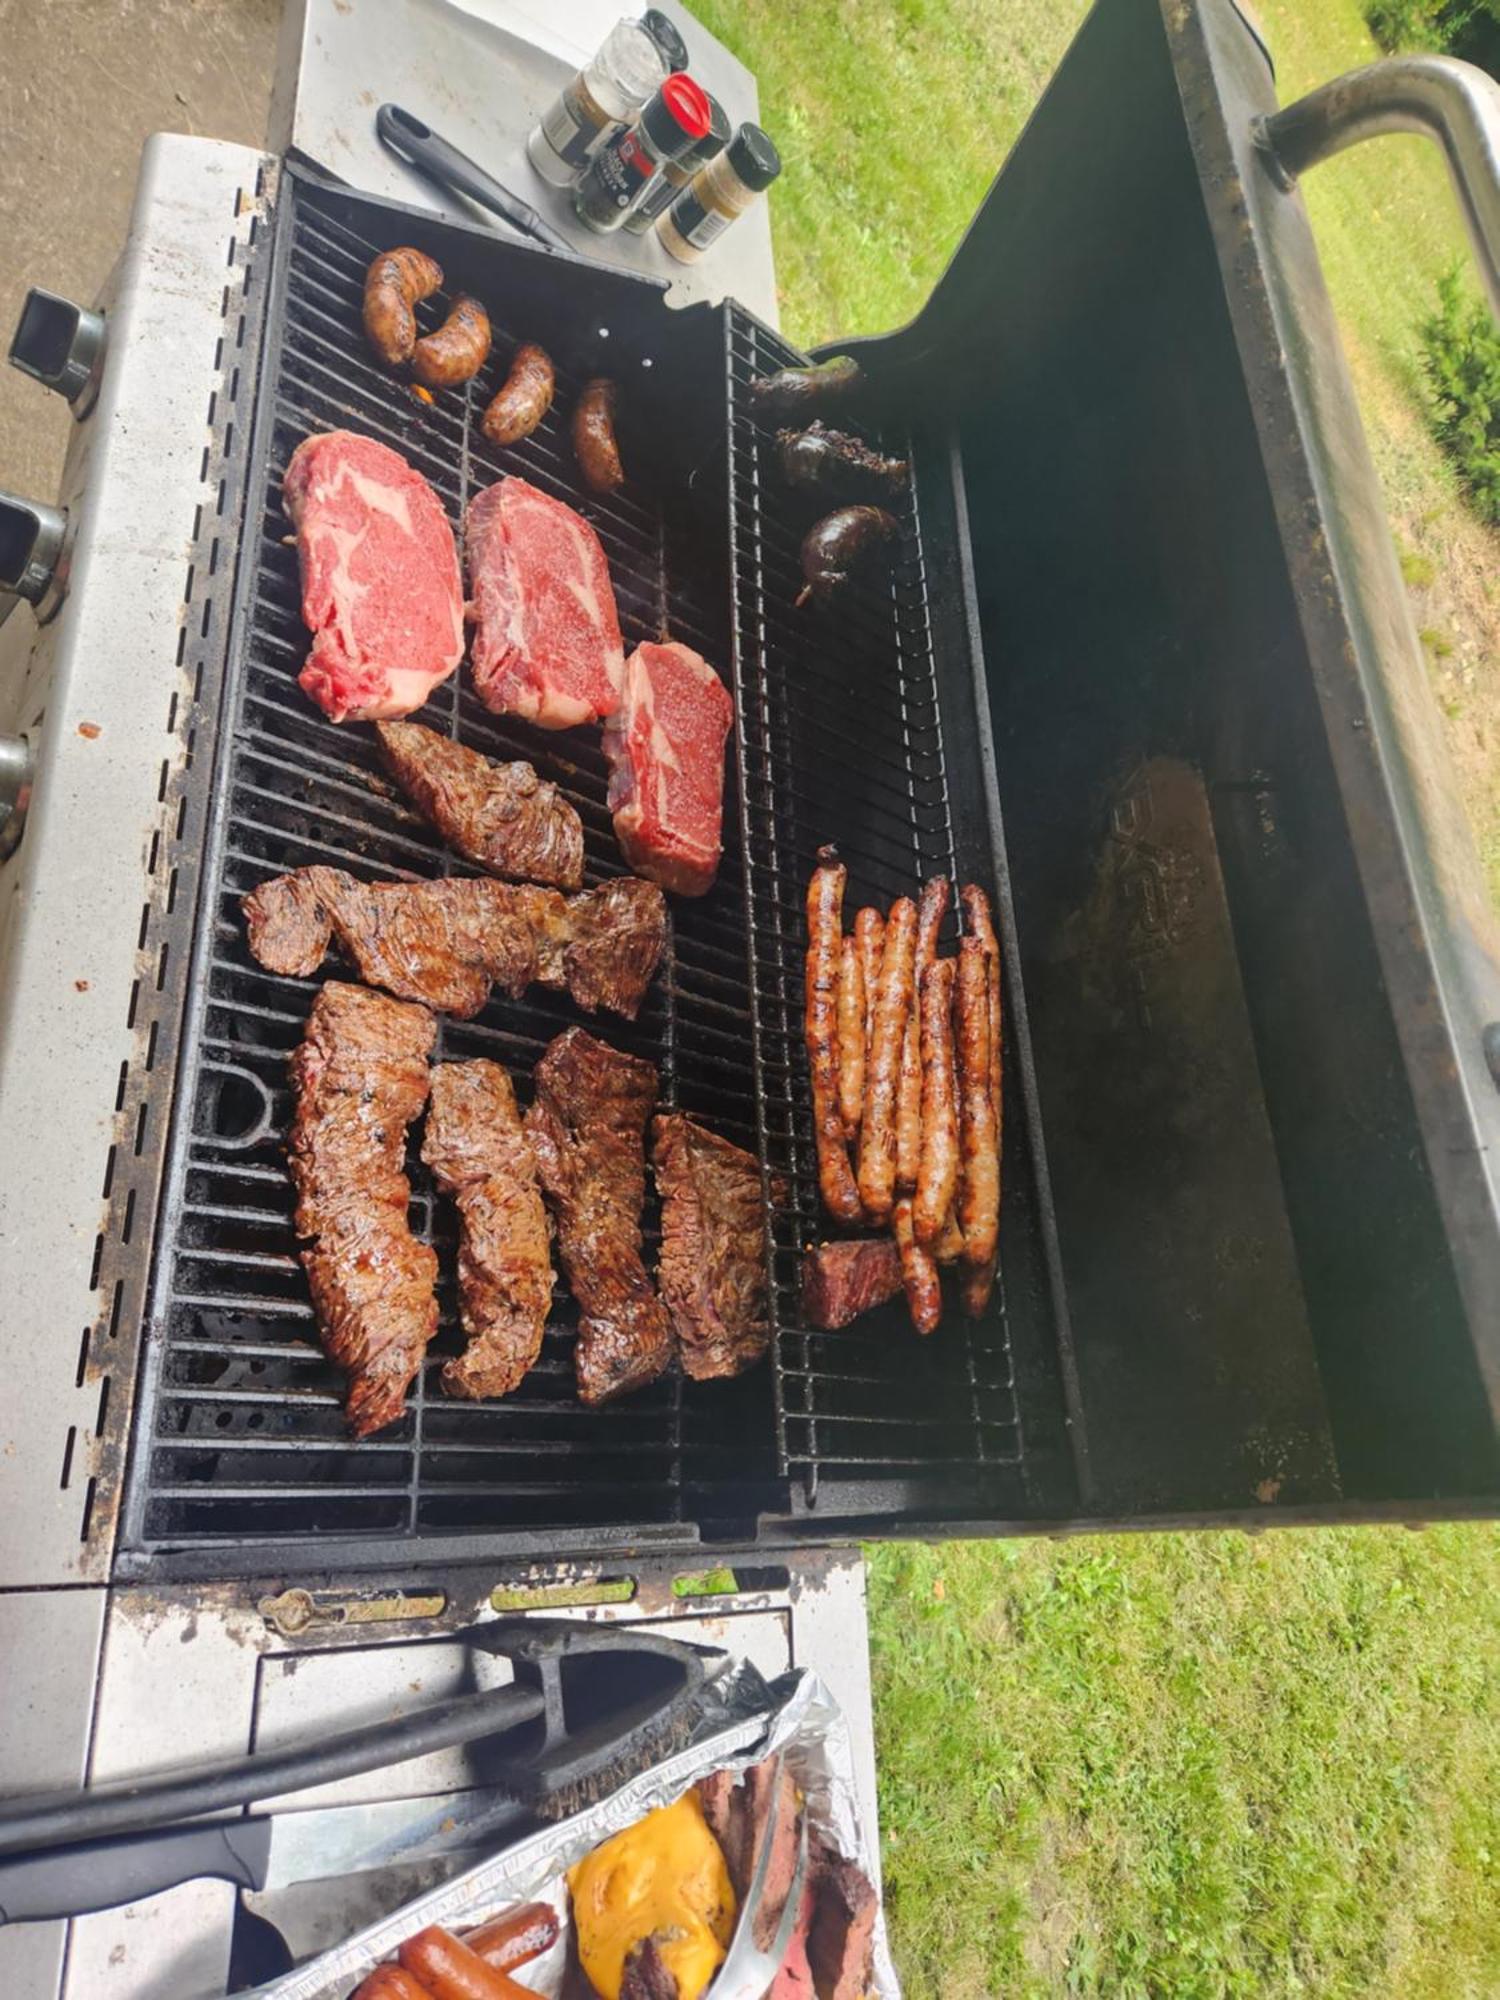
[805, 847, 863, 1225]
[482, 342, 555, 446]
[855, 895, 916, 1226]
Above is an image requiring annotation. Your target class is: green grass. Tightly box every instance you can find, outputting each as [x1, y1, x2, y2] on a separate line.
[692, 1, 1500, 1991]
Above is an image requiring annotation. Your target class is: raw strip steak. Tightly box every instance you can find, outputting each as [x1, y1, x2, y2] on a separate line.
[287, 981, 438, 1436]
[242, 867, 665, 1021]
[283, 431, 464, 724]
[524, 1028, 672, 1404]
[422, 1060, 553, 1399]
[465, 476, 624, 729]
[604, 640, 734, 897]
[375, 720, 584, 889]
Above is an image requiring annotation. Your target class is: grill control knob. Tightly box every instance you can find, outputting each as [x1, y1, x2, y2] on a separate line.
[0, 491, 69, 623]
[9, 290, 106, 415]
[0, 734, 34, 863]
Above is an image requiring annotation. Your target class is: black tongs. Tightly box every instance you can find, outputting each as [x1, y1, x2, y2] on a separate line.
[377, 104, 572, 254]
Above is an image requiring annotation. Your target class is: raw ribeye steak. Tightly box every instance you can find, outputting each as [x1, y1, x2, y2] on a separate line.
[604, 640, 734, 896]
[465, 476, 624, 730]
[283, 430, 464, 724]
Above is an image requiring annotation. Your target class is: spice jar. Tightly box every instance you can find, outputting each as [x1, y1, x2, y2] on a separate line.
[572, 73, 712, 236]
[623, 92, 730, 234]
[657, 122, 781, 264]
[526, 13, 687, 189]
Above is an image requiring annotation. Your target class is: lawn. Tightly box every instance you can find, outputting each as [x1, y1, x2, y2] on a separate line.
[693, 0, 1500, 1992]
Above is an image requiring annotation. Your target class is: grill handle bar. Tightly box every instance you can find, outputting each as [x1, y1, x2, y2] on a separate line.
[1258, 55, 1500, 321]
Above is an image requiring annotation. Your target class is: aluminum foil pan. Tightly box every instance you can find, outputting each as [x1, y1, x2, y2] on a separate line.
[252, 1663, 897, 1999]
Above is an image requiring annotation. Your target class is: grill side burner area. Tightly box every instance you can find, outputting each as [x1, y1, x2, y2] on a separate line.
[114, 171, 1070, 1576]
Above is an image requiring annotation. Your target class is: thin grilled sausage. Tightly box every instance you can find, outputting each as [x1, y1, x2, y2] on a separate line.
[857, 896, 916, 1223]
[913, 958, 958, 1247]
[573, 377, 625, 493]
[412, 295, 492, 388]
[836, 936, 865, 1139]
[399, 1927, 530, 2000]
[353, 1969, 438, 2000]
[960, 884, 1002, 1314]
[892, 1195, 942, 1335]
[806, 848, 862, 1224]
[897, 877, 950, 1191]
[363, 246, 443, 366]
[481, 343, 555, 447]
[933, 1207, 965, 1265]
[465, 1904, 560, 1971]
[853, 906, 884, 1055]
[955, 939, 999, 1275]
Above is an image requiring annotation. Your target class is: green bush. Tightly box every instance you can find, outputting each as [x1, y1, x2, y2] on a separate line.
[1419, 268, 1500, 525]
[1363, 0, 1500, 60]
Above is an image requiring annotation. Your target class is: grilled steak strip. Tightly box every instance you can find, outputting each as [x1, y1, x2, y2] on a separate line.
[800, 1238, 904, 1330]
[524, 1028, 672, 1404]
[806, 1849, 879, 2000]
[652, 1115, 776, 1381]
[421, 1060, 553, 1399]
[242, 867, 665, 1021]
[375, 720, 584, 891]
[288, 981, 438, 1437]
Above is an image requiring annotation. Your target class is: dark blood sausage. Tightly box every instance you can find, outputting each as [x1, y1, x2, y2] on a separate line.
[573, 377, 625, 493]
[892, 1194, 942, 1336]
[776, 420, 908, 502]
[959, 883, 1003, 1315]
[805, 848, 862, 1225]
[795, 506, 899, 609]
[898, 876, 949, 1194]
[412, 294, 492, 388]
[482, 342, 556, 447]
[362, 245, 443, 366]
[955, 937, 1000, 1281]
[748, 353, 863, 417]
[465, 1903, 560, 1972]
[914, 958, 958, 1248]
[856, 895, 916, 1224]
[836, 935, 866, 1140]
[399, 1925, 531, 2000]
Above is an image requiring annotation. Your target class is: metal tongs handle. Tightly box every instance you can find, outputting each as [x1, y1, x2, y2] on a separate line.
[710, 1751, 811, 2000]
[377, 104, 571, 254]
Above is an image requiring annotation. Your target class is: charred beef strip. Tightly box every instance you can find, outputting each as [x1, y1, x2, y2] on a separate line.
[375, 720, 585, 891]
[524, 1028, 672, 1404]
[652, 1115, 779, 1381]
[242, 866, 665, 1021]
[287, 981, 438, 1437]
[806, 1849, 879, 2000]
[421, 1060, 553, 1399]
[800, 1238, 904, 1330]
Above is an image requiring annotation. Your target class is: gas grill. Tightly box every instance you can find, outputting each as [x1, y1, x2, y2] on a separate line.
[3, 0, 1500, 1990]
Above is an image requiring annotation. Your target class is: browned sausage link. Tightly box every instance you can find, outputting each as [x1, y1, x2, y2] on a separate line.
[353, 1968, 439, 2000]
[836, 935, 866, 1139]
[806, 848, 862, 1224]
[853, 906, 884, 1055]
[955, 939, 999, 1273]
[481, 343, 556, 448]
[465, 1903, 561, 1972]
[960, 883, 1002, 1123]
[892, 1195, 942, 1335]
[933, 1207, 965, 1265]
[363, 246, 444, 366]
[857, 897, 917, 1224]
[897, 877, 949, 1193]
[411, 294, 492, 388]
[573, 377, 625, 494]
[399, 1926, 531, 2000]
[913, 958, 959, 1247]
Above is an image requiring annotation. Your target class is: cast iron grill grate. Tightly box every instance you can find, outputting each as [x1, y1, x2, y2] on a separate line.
[118, 173, 1029, 1568]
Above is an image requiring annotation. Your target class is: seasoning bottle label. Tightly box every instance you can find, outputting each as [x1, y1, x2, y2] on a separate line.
[542, 74, 611, 168]
[666, 184, 732, 250]
[589, 128, 658, 211]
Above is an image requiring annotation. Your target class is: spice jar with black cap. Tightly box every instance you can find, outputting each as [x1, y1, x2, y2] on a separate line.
[573, 73, 713, 234]
[657, 121, 781, 263]
[624, 90, 731, 234]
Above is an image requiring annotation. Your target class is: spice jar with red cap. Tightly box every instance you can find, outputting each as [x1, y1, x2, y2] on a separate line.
[572, 73, 712, 235]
